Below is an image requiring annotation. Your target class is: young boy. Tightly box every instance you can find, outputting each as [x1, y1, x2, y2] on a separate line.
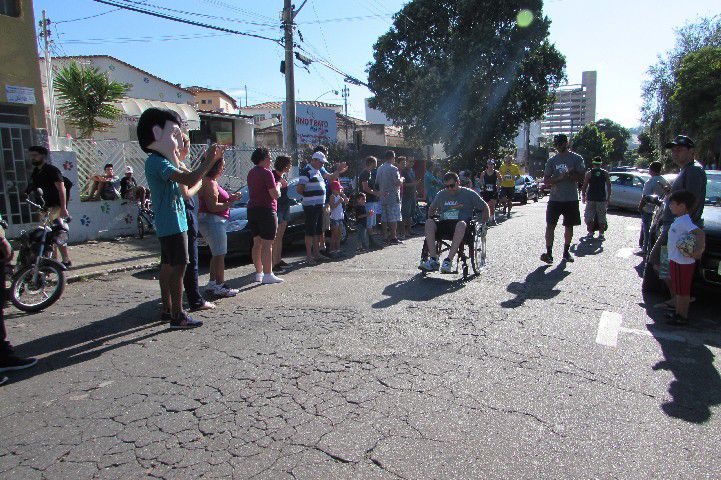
[665, 190, 705, 326]
[354, 193, 372, 252]
[328, 181, 348, 256]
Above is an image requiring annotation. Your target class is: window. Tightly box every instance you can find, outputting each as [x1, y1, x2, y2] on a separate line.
[0, 0, 20, 17]
[632, 176, 644, 188]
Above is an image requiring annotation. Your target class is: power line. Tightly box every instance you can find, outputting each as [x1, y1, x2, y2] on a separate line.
[296, 13, 392, 24]
[60, 32, 232, 45]
[114, 0, 278, 28]
[199, 0, 275, 23]
[55, 8, 121, 24]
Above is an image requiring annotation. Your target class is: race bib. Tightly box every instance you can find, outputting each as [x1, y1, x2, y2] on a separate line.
[504, 174, 512, 180]
[556, 164, 569, 175]
[442, 210, 460, 220]
[485, 185, 494, 192]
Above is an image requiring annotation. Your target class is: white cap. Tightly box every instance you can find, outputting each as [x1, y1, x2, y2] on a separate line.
[311, 152, 328, 163]
[125, 166, 133, 174]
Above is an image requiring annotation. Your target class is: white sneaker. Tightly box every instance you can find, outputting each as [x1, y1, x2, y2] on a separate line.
[261, 273, 284, 284]
[213, 284, 238, 298]
[254, 272, 263, 282]
[440, 259, 454, 274]
[419, 257, 440, 272]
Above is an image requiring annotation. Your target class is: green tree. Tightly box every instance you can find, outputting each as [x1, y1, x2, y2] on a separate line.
[671, 46, 721, 159]
[594, 119, 631, 165]
[571, 124, 613, 165]
[367, 0, 565, 170]
[54, 61, 130, 138]
[636, 128, 657, 160]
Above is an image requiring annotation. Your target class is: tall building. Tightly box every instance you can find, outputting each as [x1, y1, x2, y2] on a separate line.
[541, 71, 597, 138]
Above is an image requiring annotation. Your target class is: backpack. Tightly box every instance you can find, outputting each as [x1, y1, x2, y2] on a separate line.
[63, 176, 73, 201]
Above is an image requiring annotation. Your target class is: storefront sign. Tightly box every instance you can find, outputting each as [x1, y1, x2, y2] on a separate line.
[6, 85, 36, 105]
[282, 102, 337, 145]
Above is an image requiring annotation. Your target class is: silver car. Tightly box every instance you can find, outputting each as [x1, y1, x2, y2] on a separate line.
[608, 171, 651, 210]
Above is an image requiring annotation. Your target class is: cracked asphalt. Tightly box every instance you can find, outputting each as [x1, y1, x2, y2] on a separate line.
[2, 198, 720, 479]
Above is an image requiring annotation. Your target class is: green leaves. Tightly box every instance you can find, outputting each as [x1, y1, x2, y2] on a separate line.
[571, 124, 613, 164]
[54, 61, 130, 138]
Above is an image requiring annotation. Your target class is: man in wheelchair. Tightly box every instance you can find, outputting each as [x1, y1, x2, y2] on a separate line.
[419, 171, 490, 274]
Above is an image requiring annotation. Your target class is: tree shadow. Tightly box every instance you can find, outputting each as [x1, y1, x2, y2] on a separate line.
[372, 273, 469, 309]
[501, 263, 571, 308]
[641, 291, 721, 423]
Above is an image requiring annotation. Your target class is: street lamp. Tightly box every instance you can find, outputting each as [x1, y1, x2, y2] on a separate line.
[314, 90, 339, 101]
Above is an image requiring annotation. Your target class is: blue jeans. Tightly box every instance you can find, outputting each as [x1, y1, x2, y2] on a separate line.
[357, 225, 369, 249]
[183, 208, 204, 310]
[641, 211, 653, 254]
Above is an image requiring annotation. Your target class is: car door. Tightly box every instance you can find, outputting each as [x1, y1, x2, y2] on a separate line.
[286, 178, 305, 238]
[525, 176, 538, 199]
[629, 175, 645, 210]
[609, 174, 631, 208]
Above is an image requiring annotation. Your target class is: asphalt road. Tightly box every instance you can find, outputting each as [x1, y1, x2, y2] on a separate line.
[2, 198, 720, 479]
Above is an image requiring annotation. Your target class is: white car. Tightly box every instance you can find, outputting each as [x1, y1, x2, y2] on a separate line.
[608, 171, 651, 210]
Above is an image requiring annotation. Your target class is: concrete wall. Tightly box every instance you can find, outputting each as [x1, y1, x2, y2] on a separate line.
[194, 91, 236, 113]
[0, 0, 45, 129]
[364, 98, 393, 126]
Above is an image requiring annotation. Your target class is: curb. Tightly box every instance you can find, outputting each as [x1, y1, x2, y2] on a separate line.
[67, 261, 159, 284]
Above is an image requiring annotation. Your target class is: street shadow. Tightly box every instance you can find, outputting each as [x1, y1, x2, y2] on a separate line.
[501, 263, 571, 308]
[606, 208, 641, 218]
[570, 238, 604, 258]
[8, 299, 171, 384]
[372, 273, 468, 309]
[641, 291, 721, 423]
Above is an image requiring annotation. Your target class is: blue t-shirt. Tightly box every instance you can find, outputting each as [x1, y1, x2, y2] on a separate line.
[144, 153, 187, 237]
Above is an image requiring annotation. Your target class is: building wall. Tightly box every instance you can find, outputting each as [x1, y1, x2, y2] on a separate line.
[0, 0, 45, 129]
[194, 91, 236, 113]
[240, 104, 343, 124]
[233, 119, 254, 147]
[541, 70, 597, 138]
[364, 98, 393, 126]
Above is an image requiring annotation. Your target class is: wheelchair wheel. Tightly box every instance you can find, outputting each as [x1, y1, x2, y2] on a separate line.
[470, 223, 487, 275]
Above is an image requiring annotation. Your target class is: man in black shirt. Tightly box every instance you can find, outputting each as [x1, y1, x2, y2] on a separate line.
[359, 156, 381, 238]
[27, 146, 72, 267]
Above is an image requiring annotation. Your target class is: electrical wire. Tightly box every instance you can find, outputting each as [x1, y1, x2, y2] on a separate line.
[55, 8, 121, 24]
[113, 0, 278, 28]
[59, 32, 232, 45]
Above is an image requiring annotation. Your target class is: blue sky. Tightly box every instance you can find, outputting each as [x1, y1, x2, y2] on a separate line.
[35, 0, 720, 128]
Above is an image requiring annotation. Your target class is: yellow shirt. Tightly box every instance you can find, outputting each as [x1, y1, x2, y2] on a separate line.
[499, 163, 521, 188]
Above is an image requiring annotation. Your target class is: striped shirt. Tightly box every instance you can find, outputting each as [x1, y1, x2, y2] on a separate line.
[298, 165, 327, 207]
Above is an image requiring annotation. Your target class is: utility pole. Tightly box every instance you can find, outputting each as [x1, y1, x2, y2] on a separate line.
[282, 0, 306, 164]
[40, 10, 58, 140]
[341, 85, 349, 116]
[244, 84, 248, 107]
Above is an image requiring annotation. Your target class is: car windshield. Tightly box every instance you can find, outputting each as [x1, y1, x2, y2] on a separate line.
[707, 172, 721, 205]
[515, 177, 526, 186]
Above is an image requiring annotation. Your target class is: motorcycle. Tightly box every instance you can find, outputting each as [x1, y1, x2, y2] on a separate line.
[9, 189, 69, 312]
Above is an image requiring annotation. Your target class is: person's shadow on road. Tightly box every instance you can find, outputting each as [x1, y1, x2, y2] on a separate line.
[570, 238, 604, 258]
[372, 273, 467, 309]
[501, 263, 571, 308]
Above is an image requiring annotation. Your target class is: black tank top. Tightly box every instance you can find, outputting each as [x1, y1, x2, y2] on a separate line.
[587, 168, 608, 202]
[483, 171, 498, 192]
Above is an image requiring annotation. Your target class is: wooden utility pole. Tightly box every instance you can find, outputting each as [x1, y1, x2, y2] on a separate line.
[40, 10, 58, 139]
[283, 0, 306, 164]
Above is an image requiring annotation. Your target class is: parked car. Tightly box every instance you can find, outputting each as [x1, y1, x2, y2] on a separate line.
[608, 171, 651, 210]
[513, 175, 540, 204]
[643, 170, 721, 292]
[609, 166, 640, 173]
[537, 177, 550, 196]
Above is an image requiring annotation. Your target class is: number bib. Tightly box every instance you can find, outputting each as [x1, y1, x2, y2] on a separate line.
[442, 210, 460, 220]
[485, 184, 495, 192]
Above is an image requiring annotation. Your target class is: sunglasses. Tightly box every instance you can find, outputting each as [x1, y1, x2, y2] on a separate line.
[444, 182, 458, 188]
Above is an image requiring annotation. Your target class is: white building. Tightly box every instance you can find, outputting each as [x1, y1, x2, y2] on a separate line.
[541, 71, 597, 138]
[364, 98, 393, 126]
[239, 101, 343, 125]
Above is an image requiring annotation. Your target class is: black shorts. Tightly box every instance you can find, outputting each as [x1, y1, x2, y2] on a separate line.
[481, 191, 498, 202]
[303, 205, 324, 237]
[499, 187, 515, 199]
[434, 219, 466, 239]
[247, 207, 278, 241]
[546, 201, 582, 227]
[159, 232, 189, 266]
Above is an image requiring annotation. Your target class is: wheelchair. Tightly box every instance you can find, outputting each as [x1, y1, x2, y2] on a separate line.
[419, 213, 487, 279]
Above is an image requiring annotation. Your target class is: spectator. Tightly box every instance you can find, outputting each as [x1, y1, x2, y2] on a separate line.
[297, 151, 348, 263]
[359, 156, 381, 242]
[639, 161, 669, 254]
[176, 134, 215, 313]
[399, 156, 419, 239]
[247, 147, 283, 284]
[328, 180, 348, 256]
[198, 155, 242, 297]
[139, 107, 221, 329]
[120, 166, 149, 205]
[424, 161, 443, 204]
[272, 155, 292, 272]
[314, 146, 333, 257]
[0, 214, 37, 384]
[26, 145, 72, 268]
[88, 163, 120, 201]
[354, 192, 372, 251]
[376, 150, 404, 244]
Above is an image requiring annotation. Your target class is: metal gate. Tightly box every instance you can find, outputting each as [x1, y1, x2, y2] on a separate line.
[0, 124, 34, 235]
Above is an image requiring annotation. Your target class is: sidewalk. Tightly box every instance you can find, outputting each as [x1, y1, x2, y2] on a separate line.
[65, 236, 160, 283]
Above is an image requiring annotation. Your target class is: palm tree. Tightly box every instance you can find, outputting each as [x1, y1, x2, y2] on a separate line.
[54, 61, 130, 138]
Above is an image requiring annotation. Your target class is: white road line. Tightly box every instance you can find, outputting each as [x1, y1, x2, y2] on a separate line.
[596, 311, 623, 347]
[615, 247, 634, 259]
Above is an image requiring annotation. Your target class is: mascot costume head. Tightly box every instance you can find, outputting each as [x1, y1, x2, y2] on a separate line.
[137, 108, 183, 160]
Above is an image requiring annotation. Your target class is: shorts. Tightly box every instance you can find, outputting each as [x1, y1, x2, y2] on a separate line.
[669, 260, 695, 296]
[277, 204, 291, 224]
[247, 207, 277, 241]
[499, 186, 515, 200]
[366, 201, 380, 228]
[330, 218, 344, 228]
[159, 231, 189, 266]
[546, 201, 582, 227]
[198, 213, 228, 256]
[303, 204, 324, 237]
[584, 200, 608, 226]
[401, 196, 415, 219]
[433, 219, 466, 238]
[381, 202, 402, 223]
[323, 204, 331, 232]
[481, 191, 498, 202]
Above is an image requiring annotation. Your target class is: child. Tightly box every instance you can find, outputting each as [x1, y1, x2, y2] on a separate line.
[666, 190, 705, 326]
[354, 192, 372, 251]
[328, 181, 348, 256]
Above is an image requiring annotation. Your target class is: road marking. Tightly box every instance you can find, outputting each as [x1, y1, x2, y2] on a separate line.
[596, 311, 623, 347]
[620, 326, 721, 352]
[625, 225, 641, 231]
[615, 247, 634, 259]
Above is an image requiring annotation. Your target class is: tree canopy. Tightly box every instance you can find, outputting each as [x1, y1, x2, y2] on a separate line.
[571, 124, 613, 165]
[367, 0, 565, 169]
[594, 118, 630, 165]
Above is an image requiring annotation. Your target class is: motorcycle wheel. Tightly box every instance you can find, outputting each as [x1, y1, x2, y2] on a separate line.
[11, 264, 66, 313]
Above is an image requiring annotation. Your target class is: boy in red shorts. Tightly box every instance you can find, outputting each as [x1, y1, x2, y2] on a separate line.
[666, 190, 705, 326]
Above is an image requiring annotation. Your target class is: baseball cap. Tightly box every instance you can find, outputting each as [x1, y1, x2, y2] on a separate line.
[311, 151, 328, 163]
[664, 135, 695, 149]
[330, 180, 342, 191]
[592, 157, 602, 165]
[125, 166, 133, 174]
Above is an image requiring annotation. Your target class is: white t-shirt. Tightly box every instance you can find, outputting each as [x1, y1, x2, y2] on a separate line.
[667, 214, 699, 265]
[330, 194, 344, 220]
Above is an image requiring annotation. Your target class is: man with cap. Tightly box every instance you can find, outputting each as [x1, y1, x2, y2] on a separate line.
[541, 134, 586, 263]
[648, 135, 707, 308]
[120, 165, 149, 205]
[581, 156, 612, 240]
[297, 150, 348, 263]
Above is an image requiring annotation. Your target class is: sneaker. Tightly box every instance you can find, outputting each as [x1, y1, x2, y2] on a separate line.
[0, 376, 7, 386]
[440, 259, 455, 274]
[190, 301, 216, 312]
[254, 272, 263, 282]
[562, 252, 575, 262]
[169, 312, 203, 329]
[667, 314, 690, 326]
[61, 261, 72, 269]
[214, 284, 239, 297]
[419, 257, 440, 272]
[0, 354, 38, 372]
[262, 273, 284, 284]
[389, 238, 403, 245]
[540, 253, 553, 264]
